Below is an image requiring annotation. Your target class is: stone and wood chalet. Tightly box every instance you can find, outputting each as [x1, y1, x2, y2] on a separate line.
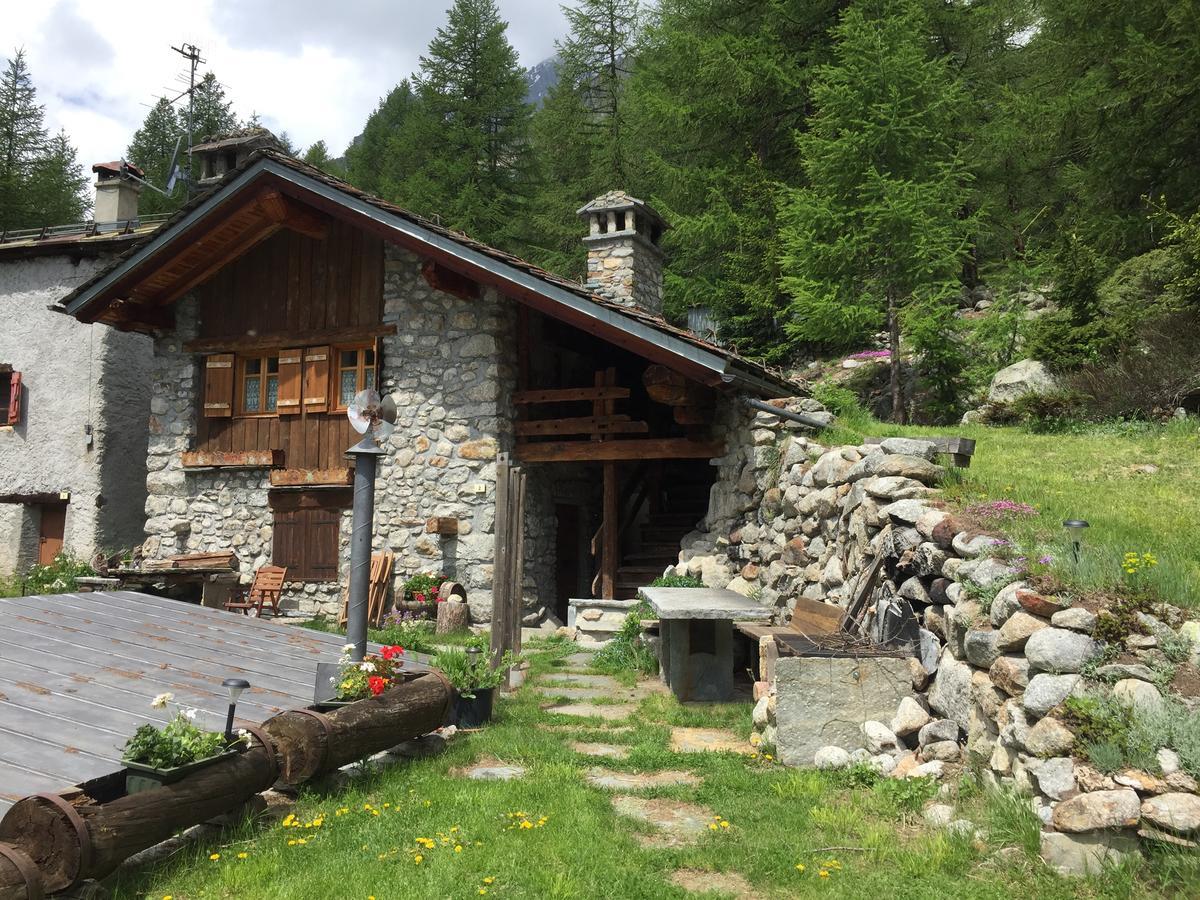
[0, 163, 158, 575]
[57, 142, 797, 621]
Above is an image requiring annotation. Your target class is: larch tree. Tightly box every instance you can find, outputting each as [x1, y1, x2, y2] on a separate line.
[384, 0, 532, 246]
[521, 0, 643, 276]
[0, 49, 48, 230]
[28, 128, 88, 224]
[126, 97, 182, 216]
[345, 80, 420, 196]
[777, 0, 974, 422]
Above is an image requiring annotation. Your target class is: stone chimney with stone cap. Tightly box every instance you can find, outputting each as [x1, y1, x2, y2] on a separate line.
[91, 161, 143, 225]
[578, 191, 669, 316]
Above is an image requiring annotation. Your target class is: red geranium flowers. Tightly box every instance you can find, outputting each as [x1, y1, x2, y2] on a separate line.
[380, 645, 405, 661]
[368, 675, 387, 696]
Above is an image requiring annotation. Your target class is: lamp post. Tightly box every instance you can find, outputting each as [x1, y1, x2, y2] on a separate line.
[1063, 519, 1090, 565]
[222, 677, 250, 740]
[344, 390, 396, 662]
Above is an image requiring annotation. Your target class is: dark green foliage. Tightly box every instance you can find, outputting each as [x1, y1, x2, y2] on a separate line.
[375, 0, 533, 249]
[778, 0, 973, 421]
[432, 646, 519, 698]
[344, 81, 420, 196]
[126, 97, 183, 216]
[984, 788, 1043, 857]
[123, 711, 230, 770]
[1024, 236, 1115, 370]
[593, 600, 658, 676]
[0, 50, 88, 229]
[301, 140, 341, 175]
[646, 574, 703, 588]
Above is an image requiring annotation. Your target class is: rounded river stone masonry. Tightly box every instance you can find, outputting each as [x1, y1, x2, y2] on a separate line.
[682, 405, 1200, 876]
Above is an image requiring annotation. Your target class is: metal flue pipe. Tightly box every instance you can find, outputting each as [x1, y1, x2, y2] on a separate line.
[740, 395, 830, 430]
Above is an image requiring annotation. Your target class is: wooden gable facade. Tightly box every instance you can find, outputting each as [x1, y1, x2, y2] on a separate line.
[179, 220, 391, 482]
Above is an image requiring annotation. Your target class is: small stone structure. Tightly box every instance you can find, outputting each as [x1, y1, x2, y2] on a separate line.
[578, 191, 668, 316]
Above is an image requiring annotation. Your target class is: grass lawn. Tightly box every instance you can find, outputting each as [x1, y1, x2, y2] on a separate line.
[108, 640, 1199, 899]
[826, 415, 1200, 609]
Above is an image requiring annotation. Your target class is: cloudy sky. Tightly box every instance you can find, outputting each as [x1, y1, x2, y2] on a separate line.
[7, 0, 568, 174]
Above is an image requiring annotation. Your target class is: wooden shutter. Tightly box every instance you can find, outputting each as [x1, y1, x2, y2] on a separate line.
[303, 346, 330, 413]
[307, 508, 341, 582]
[202, 354, 235, 418]
[272, 508, 300, 573]
[277, 348, 302, 415]
[7, 371, 21, 426]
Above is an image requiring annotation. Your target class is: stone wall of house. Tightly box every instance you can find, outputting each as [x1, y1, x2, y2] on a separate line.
[0, 254, 150, 572]
[668, 406, 1200, 875]
[141, 244, 557, 619]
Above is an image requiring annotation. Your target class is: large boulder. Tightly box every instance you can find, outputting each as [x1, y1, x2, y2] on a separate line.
[987, 359, 1058, 404]
[1052, 789, 1141, 832]
[928, 647, 972, 730]
[1022, 673, 1083, 718]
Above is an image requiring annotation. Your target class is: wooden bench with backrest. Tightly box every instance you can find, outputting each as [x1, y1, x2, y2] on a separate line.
[224, 565, 287, 617]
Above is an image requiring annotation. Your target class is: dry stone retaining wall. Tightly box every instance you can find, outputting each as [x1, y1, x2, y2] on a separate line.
[668, 402, 1200, 874]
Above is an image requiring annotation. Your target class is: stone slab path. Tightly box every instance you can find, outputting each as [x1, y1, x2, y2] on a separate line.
[570, 741, 630, 759]
[555, 652, 598, 668]
[540, 673, 623, 688]
[455, 758, 526, 781]
[535, 723, 635, 735]
[544, 702, 637, 721]
[585, 768, 700, 791]
[669, 727, 754, 755]
[611, 795, 716, 848]
[670, 869, 755, 899]
[534, 686, 616, 701]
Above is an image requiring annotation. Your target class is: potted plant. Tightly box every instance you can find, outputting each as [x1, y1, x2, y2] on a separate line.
[122, 693, 248, 794]
[434, 645, 519, 728]
[315, 643, 407, 709]
[399, 572, 445, 618]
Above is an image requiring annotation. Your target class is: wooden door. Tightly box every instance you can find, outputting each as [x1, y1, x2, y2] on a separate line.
[38, 504, 66, 565]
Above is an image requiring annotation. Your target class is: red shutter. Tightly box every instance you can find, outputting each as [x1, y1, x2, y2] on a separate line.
[303, 346, 330, 413]
[203, 354, 235, 418]
[277, 348, 302, 415]
[7, 371, 21, 425]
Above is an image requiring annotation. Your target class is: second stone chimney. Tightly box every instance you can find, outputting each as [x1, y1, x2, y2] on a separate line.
[578, 191, 669, 317]
[91, 161, 143, 225]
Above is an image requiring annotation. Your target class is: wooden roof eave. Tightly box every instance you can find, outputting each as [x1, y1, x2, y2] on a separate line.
[62, 159, 788, 396]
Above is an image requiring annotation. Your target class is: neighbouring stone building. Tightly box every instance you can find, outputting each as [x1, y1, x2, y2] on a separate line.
[59, 144, 795, 618]
[0, 163, 156, 574]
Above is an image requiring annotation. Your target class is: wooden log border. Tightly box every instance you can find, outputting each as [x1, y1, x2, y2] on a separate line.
[0, 842, 43, 900]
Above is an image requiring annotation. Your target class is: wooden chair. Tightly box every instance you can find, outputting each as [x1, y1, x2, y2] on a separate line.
[224, 565, 287, 617]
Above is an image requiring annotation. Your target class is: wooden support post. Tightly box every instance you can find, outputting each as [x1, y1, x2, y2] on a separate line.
[492, 454, 513, 671]
[601, 461, 618, 600]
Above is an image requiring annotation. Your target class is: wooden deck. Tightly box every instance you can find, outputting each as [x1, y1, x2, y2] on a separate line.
[0, 590, 368, 813]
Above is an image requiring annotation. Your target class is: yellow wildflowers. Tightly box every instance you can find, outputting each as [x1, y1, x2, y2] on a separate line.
[237, 852, 248, 859]
[795, 864, 806, 873]
[414, 854, 423, 864]
[209, 853, 220, 861]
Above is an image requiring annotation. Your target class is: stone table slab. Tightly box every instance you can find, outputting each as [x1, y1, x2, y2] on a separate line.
[641, 587, 773, 621]
[543, 702, 636, 721]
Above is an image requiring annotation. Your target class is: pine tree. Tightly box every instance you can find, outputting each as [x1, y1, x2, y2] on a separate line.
[622, 0, 844, 350]
[382, 0, 533, 245]
[520, 0, 643, 276]
[557, 0, 641, 183]
[126, 97, 182, 216]
[777, 0, 974, 422]
[189, 72, 238, 141]
[345, 81, 420, 195]
[0, 49, 49, 230]
[28, 129, 88, 224]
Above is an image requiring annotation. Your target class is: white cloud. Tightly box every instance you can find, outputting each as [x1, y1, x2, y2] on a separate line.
[6, 0, 567, 179]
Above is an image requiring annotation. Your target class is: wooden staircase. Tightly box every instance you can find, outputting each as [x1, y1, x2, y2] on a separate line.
[613, 507, 708, 602]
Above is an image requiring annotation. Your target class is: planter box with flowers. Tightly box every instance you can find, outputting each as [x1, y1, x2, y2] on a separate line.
[122, 693, 251, 794]
[314, 643, 408, 709]
[394, 572, 446, 618]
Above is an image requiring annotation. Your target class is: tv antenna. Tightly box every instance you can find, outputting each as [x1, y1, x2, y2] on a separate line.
[172, 42, 204, 197]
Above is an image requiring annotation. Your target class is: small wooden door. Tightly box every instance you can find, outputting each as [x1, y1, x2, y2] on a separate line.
[38, 504, 65, 565]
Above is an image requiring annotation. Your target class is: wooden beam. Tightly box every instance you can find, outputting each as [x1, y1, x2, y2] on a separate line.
[184, 323, 398, 354]
[99, 298, 175, 332]
[258, 189, 330, 240]
[269, 467, 353, 486]
[644, 364, 713, 406]
[514, 437, 725, 463]
[601, 461, 618, 600]
[673, 406, 712, 426]
[424, 516, 460, 535]
[0, 492, 67, 505]
[152, 217, 285, 306]
[181, 449, 284, 469]
[421, 259, 479, 300]
[512, 386, 631, 405]
[515, 415, 648, 437]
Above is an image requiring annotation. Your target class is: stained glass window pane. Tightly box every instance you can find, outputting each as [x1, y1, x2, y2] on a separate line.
[340, 369, 357, 406]
[244, 376, 261, 412]
[266, 375, 279, 412]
